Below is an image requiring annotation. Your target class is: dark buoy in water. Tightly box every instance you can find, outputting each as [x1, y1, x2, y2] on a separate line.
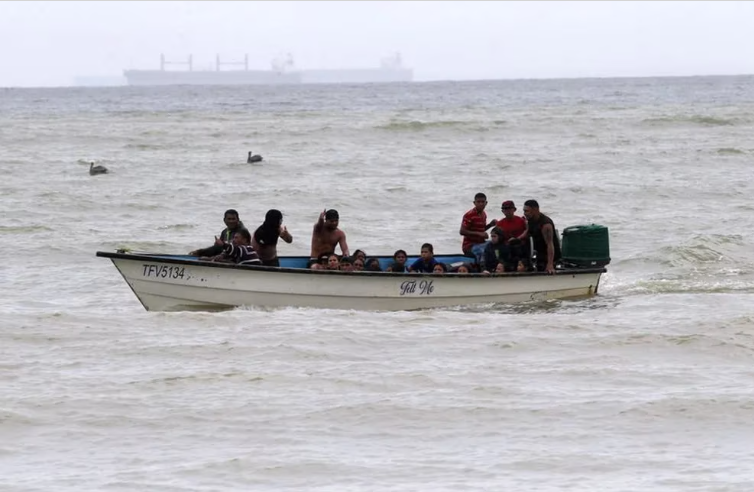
[247, 151, 263, 163]
[89, 161, 108, 175]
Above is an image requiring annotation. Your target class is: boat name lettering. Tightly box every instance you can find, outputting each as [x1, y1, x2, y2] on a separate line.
[142, 264, 185, 279]
[399, 279, 434, 296]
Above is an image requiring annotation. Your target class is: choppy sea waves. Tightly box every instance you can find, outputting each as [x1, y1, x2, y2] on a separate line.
[2, 76, 754, 491]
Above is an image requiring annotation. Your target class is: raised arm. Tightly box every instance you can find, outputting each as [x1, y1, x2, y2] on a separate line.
[279, 226, 293, 244]
[314, 209, 325, 234]
[310, 224, 319, 257]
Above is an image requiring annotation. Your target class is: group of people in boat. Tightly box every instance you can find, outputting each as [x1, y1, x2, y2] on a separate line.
[188, 193, 561, 274]
[188, 208, 291, 267]
[459, 193, 562, 274]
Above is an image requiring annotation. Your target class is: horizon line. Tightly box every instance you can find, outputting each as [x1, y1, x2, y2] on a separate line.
[3, 71, 754, 89]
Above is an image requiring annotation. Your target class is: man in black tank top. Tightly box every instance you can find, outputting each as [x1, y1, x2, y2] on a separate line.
[523, 199, 561, 274]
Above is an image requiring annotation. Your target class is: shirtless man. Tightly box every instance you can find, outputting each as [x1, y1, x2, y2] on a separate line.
[310, 209, 350, 258]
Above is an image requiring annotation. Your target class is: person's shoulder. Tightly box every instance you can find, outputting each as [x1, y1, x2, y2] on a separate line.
[462, 208, 476, 220]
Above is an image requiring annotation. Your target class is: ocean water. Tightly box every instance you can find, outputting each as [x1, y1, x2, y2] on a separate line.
[2, 76, 754, 491]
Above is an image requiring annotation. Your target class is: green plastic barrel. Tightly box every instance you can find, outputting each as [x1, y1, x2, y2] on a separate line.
[561, 224, 611, 267]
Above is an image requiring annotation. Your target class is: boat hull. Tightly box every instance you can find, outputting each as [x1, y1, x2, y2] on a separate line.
[98, 252, 605, 312]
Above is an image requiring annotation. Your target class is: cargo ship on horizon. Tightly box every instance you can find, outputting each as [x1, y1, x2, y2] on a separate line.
[122, 53, 413, 86]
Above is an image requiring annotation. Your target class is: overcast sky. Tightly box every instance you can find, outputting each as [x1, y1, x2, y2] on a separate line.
[0, 1, 752, 87]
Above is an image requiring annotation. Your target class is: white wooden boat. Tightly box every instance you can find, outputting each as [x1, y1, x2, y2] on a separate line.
[96, 251, 606, 312]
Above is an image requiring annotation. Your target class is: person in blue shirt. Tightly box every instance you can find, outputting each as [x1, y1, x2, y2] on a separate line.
[409, 243, 440, 273]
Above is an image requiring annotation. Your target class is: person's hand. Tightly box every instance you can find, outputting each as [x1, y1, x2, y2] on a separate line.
[546, 263, 555, 275]
[214, 235, 223, 246]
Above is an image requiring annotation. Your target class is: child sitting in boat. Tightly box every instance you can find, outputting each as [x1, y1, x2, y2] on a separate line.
[351, 249, 367, 264]
[386, 249, 408, 272]
[481, 227, 519, 274]
[326, 254, 340, 271]
[200, 228, 261, 266]
[409, 243, 439, 273]
[339, 257, 354, 271]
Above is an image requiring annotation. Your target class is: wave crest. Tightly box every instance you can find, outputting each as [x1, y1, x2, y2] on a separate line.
[642, 115, 740, 127]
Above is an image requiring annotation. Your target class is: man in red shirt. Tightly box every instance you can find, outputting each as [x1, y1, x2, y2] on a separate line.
[460, 192, 497, 259]
[497, 200, 528, 244]
[497, 200, 530, 268]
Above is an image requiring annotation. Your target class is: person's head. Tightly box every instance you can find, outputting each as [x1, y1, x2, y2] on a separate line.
[366, 258, 382, 271]
[473, 192, 488, 212]
[393, 249, 408, 265]
[327, 254, 340, 270]
[420, 243, 434, 261]
[324, 209, 339, 230]
[339, 257, 353, 271]
[501, 200, 516, 219]
[264, 209, 283, 227]
[352, 249, 366, 262]
[310, 262, 323, 270]
[456, 264, 470, 274]
[318, 253, 331, 265]
[523, 199, 540, 221]
[495, 262, 505, 273]
[517, 260, 527, 272]
[232, 228, 251, 246]
[433, 263, 446, 274]
[224, 209, 240, 229]
[352, 258, 364, 271]
[490, 227, 503, 245]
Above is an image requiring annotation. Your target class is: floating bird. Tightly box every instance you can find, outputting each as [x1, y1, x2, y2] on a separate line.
[247, 151, 263, 163]
[89, 162, 108, 175]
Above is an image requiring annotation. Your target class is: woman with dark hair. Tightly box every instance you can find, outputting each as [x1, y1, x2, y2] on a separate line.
[351, 249, 367, 263]
[386, 249, 408, 273]
[481, 227, 518, 273]
[252, 209, 293, 267]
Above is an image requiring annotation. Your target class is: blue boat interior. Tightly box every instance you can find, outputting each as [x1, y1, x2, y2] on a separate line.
[152, 254, 472, 270]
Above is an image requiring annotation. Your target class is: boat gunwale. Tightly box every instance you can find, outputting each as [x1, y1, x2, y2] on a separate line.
[96, 251, 607, 279]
